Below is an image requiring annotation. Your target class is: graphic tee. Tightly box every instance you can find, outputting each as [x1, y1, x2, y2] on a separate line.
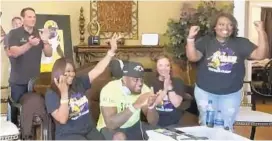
[96, 79, 151, 130]
[156, 95, 174, 112]
[150, 77, 185, 127]
[195, 36, 256, 94]
[207, 47, 238, 74]
[69, 92, 89, 120]
[45, 76, 94, 137]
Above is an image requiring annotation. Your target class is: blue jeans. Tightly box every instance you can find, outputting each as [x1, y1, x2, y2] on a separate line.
[194, 85, 242, 131]
[9, 83, 28, 125]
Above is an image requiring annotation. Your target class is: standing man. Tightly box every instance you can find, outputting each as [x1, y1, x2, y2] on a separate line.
[7, 7, 52, 125]
[3, 16, 23, 122]
[4, 17, 23, 56]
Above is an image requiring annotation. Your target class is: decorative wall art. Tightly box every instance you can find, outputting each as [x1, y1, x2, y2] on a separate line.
[89, 1, 138, 39]
[36, 14, 73, 72]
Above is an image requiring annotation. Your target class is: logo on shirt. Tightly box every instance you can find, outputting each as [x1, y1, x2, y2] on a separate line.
[156, 96, 174, 112]
[207, 48, 237, 74]
[69, 93, 89, 120]
[120, 102, 130, 111]
[20, 38, 27, 43]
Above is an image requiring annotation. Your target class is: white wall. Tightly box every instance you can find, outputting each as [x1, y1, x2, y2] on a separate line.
[243, 1, 272, 92]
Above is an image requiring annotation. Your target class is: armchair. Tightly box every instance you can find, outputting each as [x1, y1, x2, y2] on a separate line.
[5, 75, 50, 140]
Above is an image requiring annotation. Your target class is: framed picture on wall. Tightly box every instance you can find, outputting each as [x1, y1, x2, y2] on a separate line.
[90, 1, 138, 39]
[36, 14, 73, 73]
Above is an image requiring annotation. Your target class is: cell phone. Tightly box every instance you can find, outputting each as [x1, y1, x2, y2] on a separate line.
[54, 72, 62, 81]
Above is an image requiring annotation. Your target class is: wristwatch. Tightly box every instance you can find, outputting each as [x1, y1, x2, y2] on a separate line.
[167, 89, 174, 94]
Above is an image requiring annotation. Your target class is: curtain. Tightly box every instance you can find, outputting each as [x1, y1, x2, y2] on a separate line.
[261, 8, 272, 58]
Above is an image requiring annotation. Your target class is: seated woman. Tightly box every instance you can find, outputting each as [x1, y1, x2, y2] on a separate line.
[44, 34, 121, 140]
[148, 55, 192, 127]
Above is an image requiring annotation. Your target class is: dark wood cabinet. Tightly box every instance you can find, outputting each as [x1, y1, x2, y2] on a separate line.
[73, 45, 165, 67]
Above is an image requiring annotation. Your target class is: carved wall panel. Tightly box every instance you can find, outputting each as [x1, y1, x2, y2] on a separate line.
[90, 1, 138, 39]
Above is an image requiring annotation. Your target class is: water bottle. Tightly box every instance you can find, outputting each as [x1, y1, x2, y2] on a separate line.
[7, 103, 11, 121]
[206, 100, 215, 127]
[214, 110, 224, 128]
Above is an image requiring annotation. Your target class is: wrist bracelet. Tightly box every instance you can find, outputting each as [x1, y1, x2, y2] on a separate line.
[60, 99, 69, 104]
[187, 38, 195, 42]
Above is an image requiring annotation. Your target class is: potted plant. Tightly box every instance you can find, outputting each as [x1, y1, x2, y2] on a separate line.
[164, 1, 233, 85]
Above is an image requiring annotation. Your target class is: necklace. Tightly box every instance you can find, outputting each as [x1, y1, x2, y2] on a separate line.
[216, 37, 229, 46]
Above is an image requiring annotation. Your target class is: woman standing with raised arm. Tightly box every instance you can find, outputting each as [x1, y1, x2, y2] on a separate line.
[185, 13, 268, 131]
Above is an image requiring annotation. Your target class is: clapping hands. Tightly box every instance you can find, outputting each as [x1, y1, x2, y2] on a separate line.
[28, 35, 40, 46]
[39, 28, 50, 43]
[133, 87, 159, 109]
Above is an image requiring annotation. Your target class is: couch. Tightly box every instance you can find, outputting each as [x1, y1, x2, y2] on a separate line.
[32, 59, 199, 139]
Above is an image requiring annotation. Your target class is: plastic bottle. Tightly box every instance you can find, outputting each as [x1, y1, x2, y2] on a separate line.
[206, 100, 215, 127]
[214, 110, 224, 129]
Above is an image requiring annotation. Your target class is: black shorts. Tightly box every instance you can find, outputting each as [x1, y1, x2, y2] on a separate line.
[100, 122, 156, 140]
[56, 128, 105, 140]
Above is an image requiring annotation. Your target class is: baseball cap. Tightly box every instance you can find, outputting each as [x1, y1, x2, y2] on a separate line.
[122, 61, 144, 78]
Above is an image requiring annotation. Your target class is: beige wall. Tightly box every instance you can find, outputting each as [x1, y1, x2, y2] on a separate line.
[1, 1, 91, 86]
[0, 1, 186, 86]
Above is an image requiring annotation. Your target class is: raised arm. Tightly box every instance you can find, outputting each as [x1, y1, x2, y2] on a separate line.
[88, 33, 122, 82]
[186, 26, 203, 62]
[40, 28, 53, 57]
[249, 21, 268, 60]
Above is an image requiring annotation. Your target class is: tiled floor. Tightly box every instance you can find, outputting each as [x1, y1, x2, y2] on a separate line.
[234, 104, 272, 140]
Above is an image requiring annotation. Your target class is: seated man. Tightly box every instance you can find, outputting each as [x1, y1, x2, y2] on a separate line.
[97, 61, 158, 140]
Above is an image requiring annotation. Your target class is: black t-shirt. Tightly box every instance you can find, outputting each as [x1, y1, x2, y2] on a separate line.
[45, 76, 95, 137]
[8, 26, 44, 84]
[149, 77, 185, 127]
[195, 35, 256, 94]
